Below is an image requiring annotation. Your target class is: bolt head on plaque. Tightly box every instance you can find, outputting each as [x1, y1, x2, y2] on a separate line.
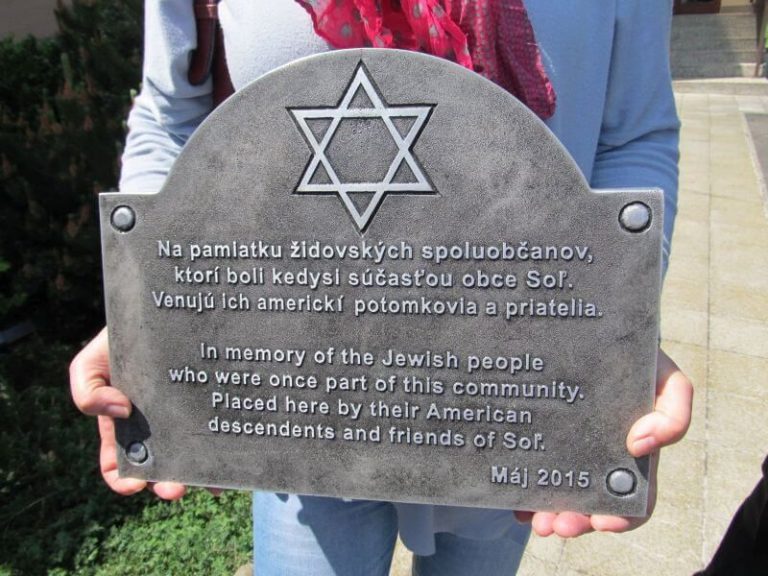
[619, 202, 652, 233]
[125, 441, 149, 465]
[607, 469, 637, 496]
[110, 205, 136, 232]
[100, 49, 663, 517]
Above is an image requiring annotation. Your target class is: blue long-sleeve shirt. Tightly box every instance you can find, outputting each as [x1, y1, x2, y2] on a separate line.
[119, 0, 680, 555]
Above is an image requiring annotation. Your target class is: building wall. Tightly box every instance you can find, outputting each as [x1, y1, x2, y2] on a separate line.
[0, 0, 60, 39]
[0, 0, 756, 40]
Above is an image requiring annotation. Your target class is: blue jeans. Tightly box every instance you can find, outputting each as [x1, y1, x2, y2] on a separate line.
[253, 493, 529, 576]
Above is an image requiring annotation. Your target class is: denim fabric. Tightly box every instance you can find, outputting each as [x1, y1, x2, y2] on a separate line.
[252, 492, 529, 576]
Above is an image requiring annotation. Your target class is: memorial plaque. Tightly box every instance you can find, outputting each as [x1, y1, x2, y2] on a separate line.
[100, 49, 662, 516]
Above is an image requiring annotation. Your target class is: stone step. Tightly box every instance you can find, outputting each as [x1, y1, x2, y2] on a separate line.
[672, 12, 755, 34]
[673, 77, 768, 95]
[672, 47, 757, 66]
[671, 10, 761, 79]
[674, 31, 757, 51]
[672, 61, 762, 79]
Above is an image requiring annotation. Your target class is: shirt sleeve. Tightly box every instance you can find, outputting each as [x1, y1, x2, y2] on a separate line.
[589, 0, 680, 270]
[119, 0, 213, 193]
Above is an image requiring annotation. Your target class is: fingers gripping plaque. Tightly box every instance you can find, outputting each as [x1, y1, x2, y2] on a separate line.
[100, 49, 662, 516]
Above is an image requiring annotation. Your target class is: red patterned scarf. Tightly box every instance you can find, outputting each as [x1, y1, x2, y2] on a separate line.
[295, 0, 556, 119]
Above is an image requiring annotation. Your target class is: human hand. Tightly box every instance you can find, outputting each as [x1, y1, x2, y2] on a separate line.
[515, 348, 693, 537]
[69, 327, 187, 500]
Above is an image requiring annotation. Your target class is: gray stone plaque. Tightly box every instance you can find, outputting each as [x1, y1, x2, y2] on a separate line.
[100, 49, 662, 516]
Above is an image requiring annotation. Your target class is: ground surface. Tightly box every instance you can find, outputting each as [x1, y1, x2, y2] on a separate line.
[388, 80, 768, 576]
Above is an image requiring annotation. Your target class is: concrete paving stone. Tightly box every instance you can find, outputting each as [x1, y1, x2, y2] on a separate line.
[709, 138, 751, 154]
[680, 112, 712, 123]
[679, 100, 711, 112]
[664, 249, 708, 282]
[710, 122, 751, 136]
[710, 121, 749, 134]
[709, 194, 768, 227]
[679, 167, 710, 183]
[710, 315, 768, 358]
[517, 552, 561, 576]
[680, 102, 711, 113]
[709, 160, 758, 180]
[662, 273, 709, 314]
[519, 535, 565, 575]
[670, 220, 709, 257]
[677, 182, 709, 199]
[710, 220, 768, 249]
[708, 349, 768, 399]
[680, 140, 711, 159]
[676, 204, 711, 232]
[709, 127, 745, 141]
[710, 280, 768, 319]
[680, 121, 712, 132]
[719, 247, 768, 273]
[735, 96, 768, 113]
[681, 127, 713, 143]
[709, 159, 758, 177]
[677, 184, 711, 208]
[556, 521, 702, 576]
[709, 178, 760, 200]
[680, 114, 712, 126]
[708, 111, 740, 122]
[679, 171, 711, 192]
[710, 167, 757, 186]
[654, 439, 706, 522]
[707, 262, 768, 292]
[680, 99, 712, 111]
[389, 539, 412, 576]
[680, 96, 712, 109]
[709, 112, 740, 122]
[661, 340, 709, 388]
[679, 150, 711, 164]
[709, 127, 750, 141]
[708, 93, 737, 105]
[681, 110, 712, 121]
[706, 390, 768, 461]
[669, 236, 708, 263]
[678, 169, 710, 189]
[661, 307, 709, 348]
[709, 247, 768, 280]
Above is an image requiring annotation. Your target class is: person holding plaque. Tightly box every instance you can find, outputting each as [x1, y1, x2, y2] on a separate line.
[71, 2, 694, 574]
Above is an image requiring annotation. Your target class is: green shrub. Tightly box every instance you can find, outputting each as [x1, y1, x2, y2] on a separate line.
[1, 2, 253, 575]
[0, 338, 142, 574]
[82, 490, 252, 576]
[0, 0, 142, 342]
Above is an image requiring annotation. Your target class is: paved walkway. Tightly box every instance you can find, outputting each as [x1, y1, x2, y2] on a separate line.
[390, 80, 768, 576]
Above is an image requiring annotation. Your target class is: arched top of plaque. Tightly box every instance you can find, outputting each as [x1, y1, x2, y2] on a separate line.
[155, 48, 606, 238]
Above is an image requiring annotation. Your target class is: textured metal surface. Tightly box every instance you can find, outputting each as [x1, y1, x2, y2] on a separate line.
[100, 49, 663, 516]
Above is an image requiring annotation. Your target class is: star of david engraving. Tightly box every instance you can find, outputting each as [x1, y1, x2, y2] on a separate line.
[289, 65, 435, 232]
